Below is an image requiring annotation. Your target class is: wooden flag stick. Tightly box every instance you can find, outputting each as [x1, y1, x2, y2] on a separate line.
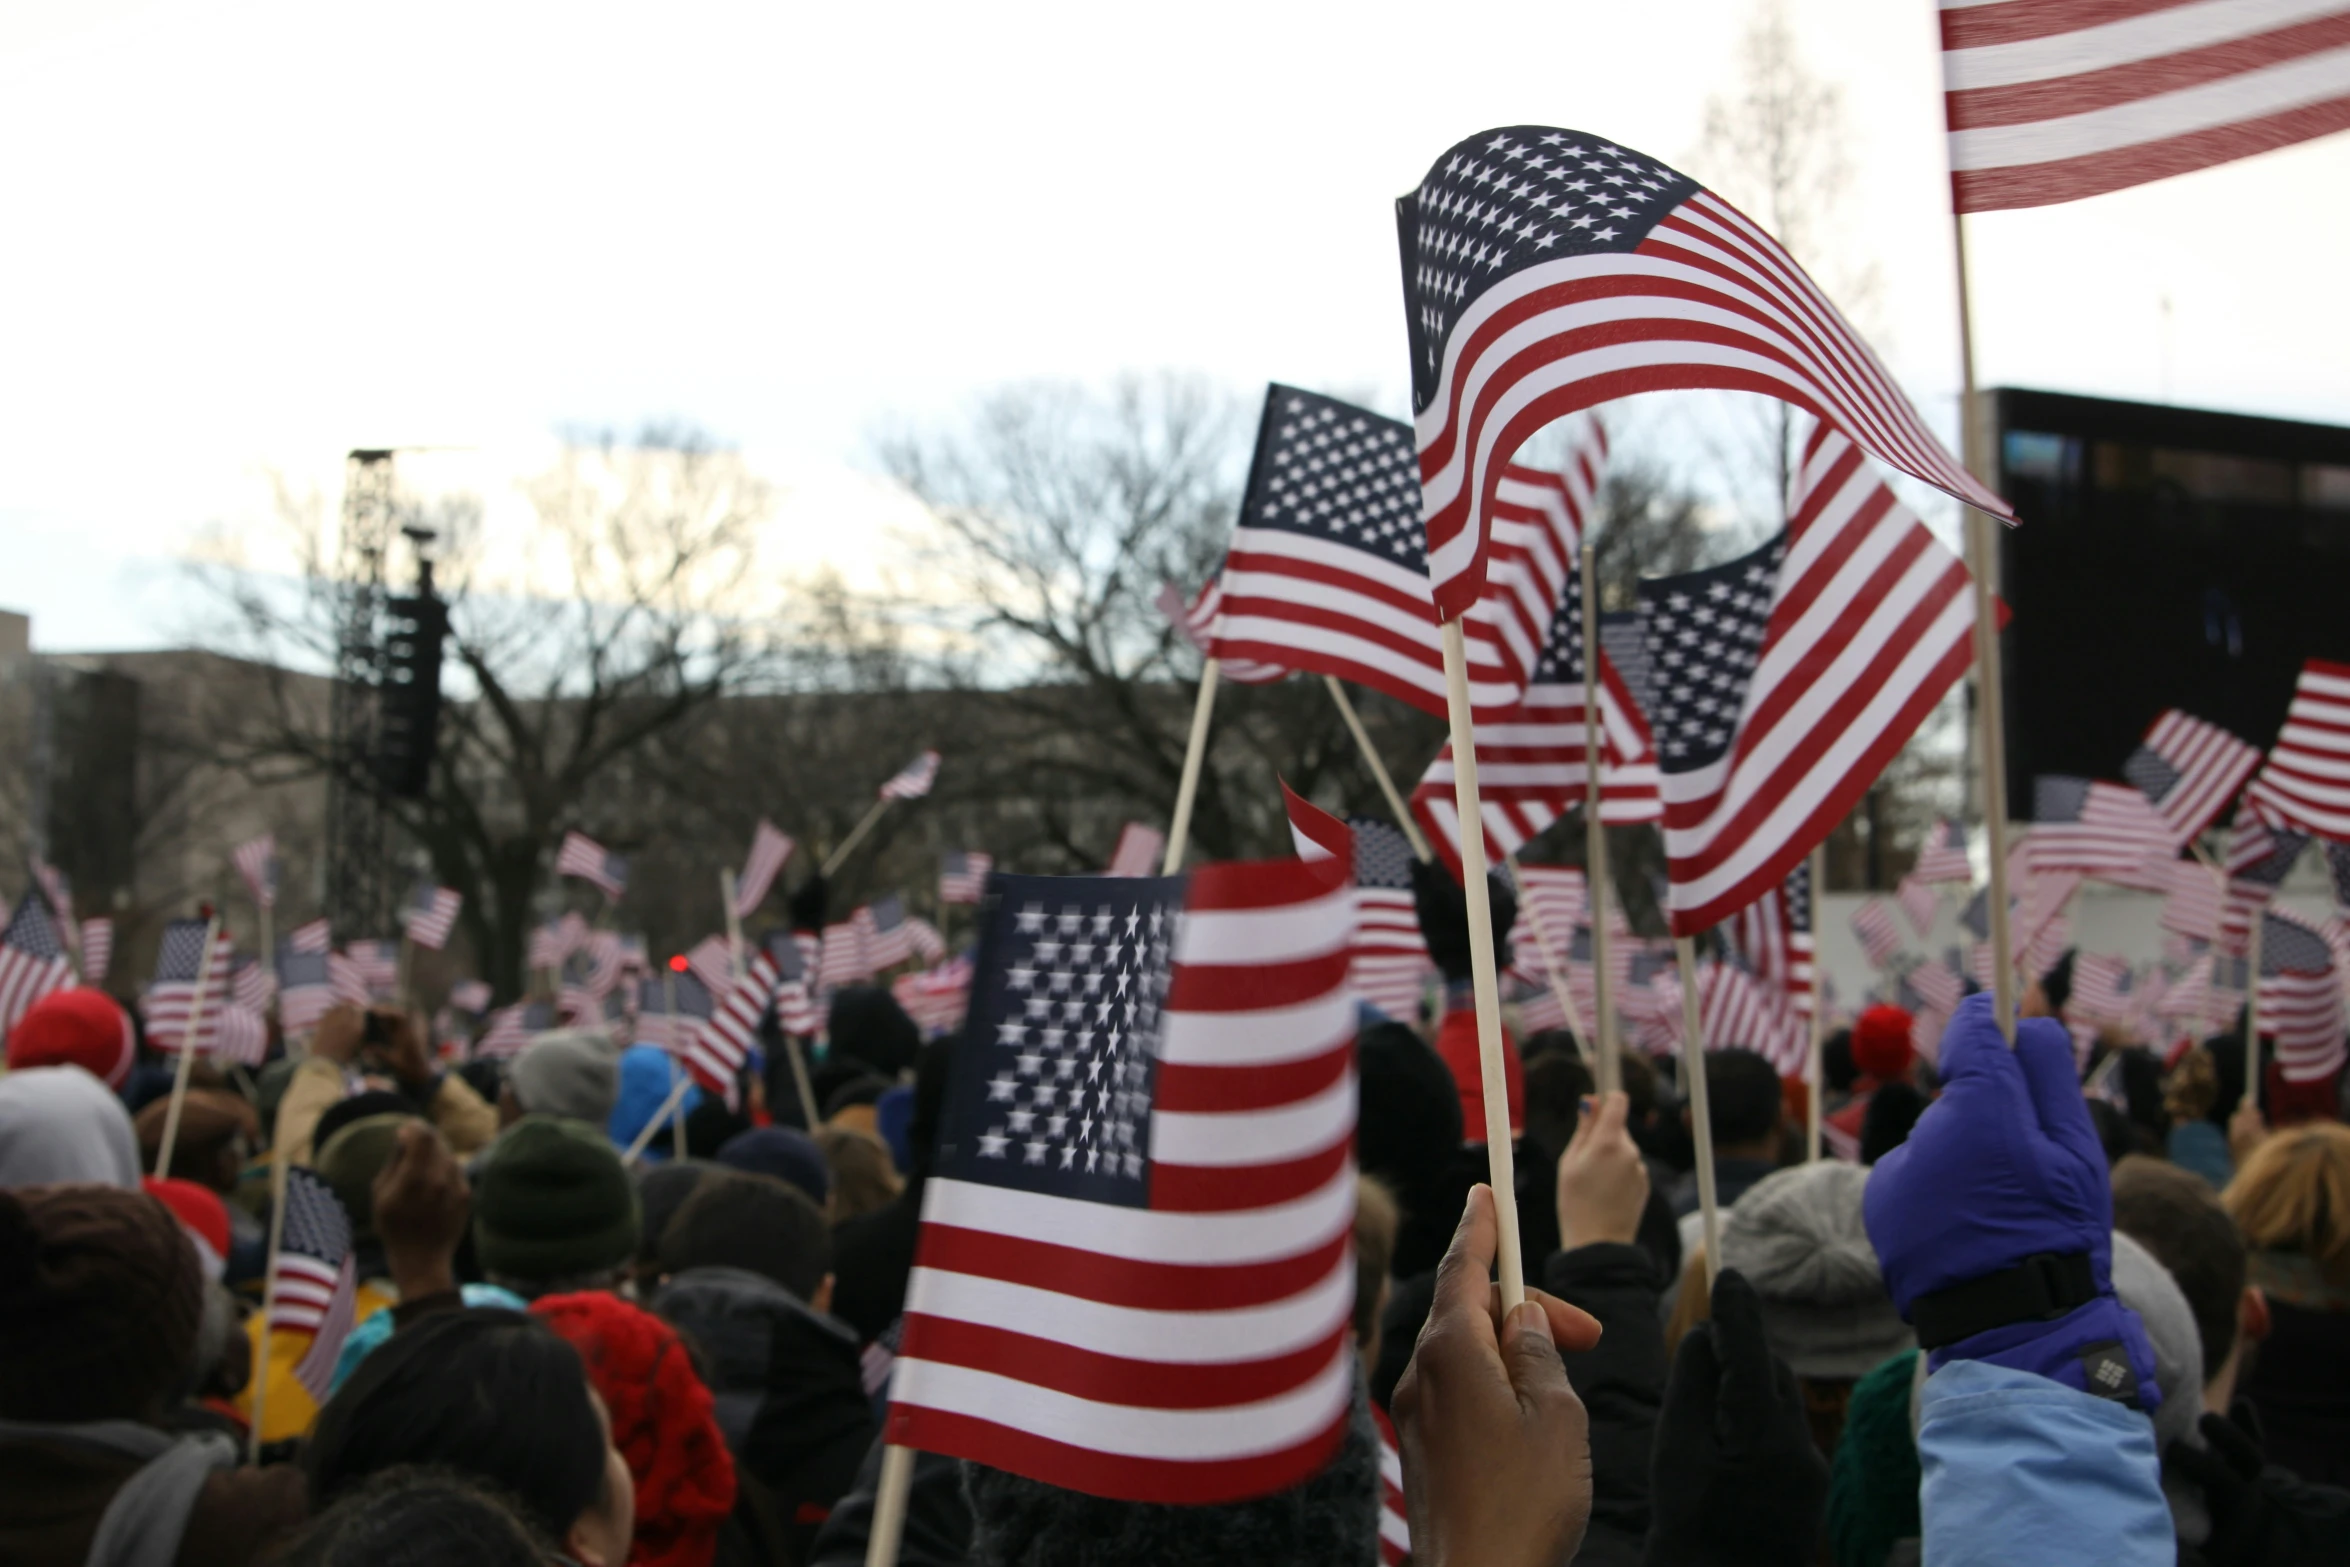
[1323, 676, 1433, 861]
[1579, 540, 1620, 1097]
[257, 903, 276, 1026]
[624, 1075, 695, 1165]
[1952, 212, 2017, 1040]
[2243, 908, 2265, 1115]
[395, 932, 416, 1011]
[1439, 620, 1525, 1311]
[783, 1032, 821, 1130]
[865, 1443, 918, 1567]
[154, 915, 223, 1179]
[1807, 843, 1828, 1162]
[1673, 933, 1723, 1288]
[663, 967, 689, 1159]
[1163, 660, 1221, 873]
[1506, 852, 1589, 1045]
[823, 798, 895, 879]
[721, 868, 747, 979]
[248, 1143, 290, 1462]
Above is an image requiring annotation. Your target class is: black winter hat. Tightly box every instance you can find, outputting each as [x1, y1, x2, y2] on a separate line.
[0, 1184, 204, 1420]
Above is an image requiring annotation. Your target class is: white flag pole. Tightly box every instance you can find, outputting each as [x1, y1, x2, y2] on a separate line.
[1673, 933, 1723, 1288]
[1440, 619, 1525, 1311]
[1807, 843, 1827, 1162]
[824, 798, 895, 879]
[1162, 660, 1221, 873]
[864, 1443, 918, 1567]
[154, 914, 224, 1179]
[1579, 540, 1620, 1096]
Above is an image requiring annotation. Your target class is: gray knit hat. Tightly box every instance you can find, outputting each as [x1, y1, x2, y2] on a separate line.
[1718, 1161, 1914, 1380]
[962, 1373, 1382, 1567]
[507, 1029, 622, 1125]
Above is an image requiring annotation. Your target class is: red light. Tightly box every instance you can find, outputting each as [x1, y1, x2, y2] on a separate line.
[668, 954, 689, 972]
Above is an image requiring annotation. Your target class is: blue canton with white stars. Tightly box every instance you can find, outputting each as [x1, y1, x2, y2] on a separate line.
[281, 1167, 353, 1268]
[1636, 535, 1786, 772]
[1240, 385, 1426, 573]
[935, 874, 1180, 1207]
[1351, 817, 1418, 892]
[1, 896, 65, 960]
[1400, 128, 1700, 409]
[1785, 862, 1813, 936]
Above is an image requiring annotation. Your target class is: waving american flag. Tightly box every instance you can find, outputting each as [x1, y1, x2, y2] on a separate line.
[268, 1168, 359, 1400]
[733, 820, 796, 917]
[555, 832, 629, 899]
[0, 893, 74, 1035]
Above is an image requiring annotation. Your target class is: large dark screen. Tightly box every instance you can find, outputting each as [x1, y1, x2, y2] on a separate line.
[1994, 388, 2350, 802]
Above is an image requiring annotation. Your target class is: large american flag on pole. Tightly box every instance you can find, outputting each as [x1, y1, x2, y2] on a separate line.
[1938, 0, 2350, 214]
[2245, 658, 2350, 841]
[0, 893, 74, 1035]
[2124, 709, 2261, 845]
[267, 1168, 360, 1401]
[1636, 426, 1978, 933]
[1197, 384, 1607, 720]
[884, 853, 1358, 1503]
[1397, 126, 2007, 622]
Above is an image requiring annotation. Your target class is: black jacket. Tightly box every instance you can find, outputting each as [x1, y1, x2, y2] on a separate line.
[805, 1438, 973, 1567]
[1542, 1241, 1668, 1567]
[656, 1266, 878, 1559]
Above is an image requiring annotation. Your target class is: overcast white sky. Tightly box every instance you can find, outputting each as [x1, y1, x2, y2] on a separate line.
[4, 0, 2346, 651]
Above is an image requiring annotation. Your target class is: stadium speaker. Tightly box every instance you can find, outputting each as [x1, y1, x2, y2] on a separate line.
[377, 589, 447, 798]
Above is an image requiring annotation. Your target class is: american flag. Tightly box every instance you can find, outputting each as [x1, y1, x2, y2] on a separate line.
[682, 952, 779, 1109]
[2125, 709, 2261, 845]
[1412, 557, 1663, 871]
[1912, 818, 1974, 884]
[940, 851, 994, 906]
[1105, 823, 1167, 878]
[30, 862, 74, 954]
[1729, 863, 1815, 1018]
[765, 930, 823, 1036]
[287, 918, 332, 954]
[1287, 788, 1436, 1026]
[144, 919, 234, 1052]
[1636, 426, 1977, 932]
[894, 954, 976, 1037]
[2221, 816, 2308, 953]
[638, 972, 717, 1054]
[526, 921, 570, 974]
[880, 750, 942, 802]
[267, 1168, 360, 1401]
[1938, 1, 2350, 214]
[555, 831, 629, 899]
[207, 1003, 269, 1068]
[884, 855, 1357, 1503]
[1157, 579, 1287, 686]
[1908, 954, 1966, 1017]
[473, 1002, 555, 1062]
[1851, 899, 1905, 969]
[2161, 951, 2218, 1034]
[2156, 857, 2225, 942]
[277, 948, 335, 1033]
[819, 918, 868, 989]
[2245, 658, 2350, 841]
[859, 896, 921, 972]
[1398, 127, 2006, 622]
[733, 820, 795, 917]
[0, 894, 74, 1035]
[1375, 1405, 1411, 1566]
[2071, 954, 2134, 1024]
[1512, 865, 1589, 982]
[907, 915, 948, 966]
[344, 939, 400, 997]
[232, 956, 275, 1014]
[1897, 873, 1941, 936]
[684, 934, 736, 996]
[1698, 960, 1804, 1075]
[1193, 384, 1605, 721]
[448, 978, 493, 1016]
[399, 880, 464, 951]
[2255, 907, 2346, 1082]
[2029, 776, 2179, 878]
[232, 834, 279, 910]
[325, 952, 371, 1008]
[78, 917, 113, 987]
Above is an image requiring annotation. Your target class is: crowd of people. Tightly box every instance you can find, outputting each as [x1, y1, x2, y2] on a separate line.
[3, 865, 2349, 1567]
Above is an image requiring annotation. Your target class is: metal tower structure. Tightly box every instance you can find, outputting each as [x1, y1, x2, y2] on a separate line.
[324, 449, 397, 938]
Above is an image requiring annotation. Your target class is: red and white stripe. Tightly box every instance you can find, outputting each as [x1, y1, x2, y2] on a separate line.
[291, 1258, 359, 1401]
[1912, 819, 1975, 885]
[1657, 427, 1979, 933]
[1374, 1404, 1411, 1566]
[555, 831, 626, 899]
[682, 952, 779, 1108]
[1851, 900, 1905, 969]
[2245, 658, 2350, 840]
[880, 750, 942, 802]
[734, 820, 795, 917]
[2030, 781, 2179, 878]
[401, 886, 464, 951]
[1410, 167, 2005, 620]
[79, 919, 113, 987]
[2135, 709, 2260, 843]
[1106, 823, 1168, 878]
[685, 935, 736, 997]
[2070, 953, 2133, 1023]
[232, 833, 277, 910]
[1159, 578, 1287, 686]
[1281, 783, 1434, 1025]
[145, 933, 235, 1051]
[1939, 0, 2350, 214]
[887, 854, 1357, 1504]
[1897, 874, 1941, 936]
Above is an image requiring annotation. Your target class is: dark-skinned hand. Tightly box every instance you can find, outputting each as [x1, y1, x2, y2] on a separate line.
[372, 1120, 469, 1302]
[356, 1007, 435, 1098]
[309, 1004, 366, 1067]
[1394, 1184, 1601, 1567]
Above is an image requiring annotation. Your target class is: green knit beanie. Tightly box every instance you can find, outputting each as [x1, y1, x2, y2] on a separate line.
[472, 1116, 639, 1283]
[316, 1113, 418, 1243]
[1826, 1348, 1921, 1567]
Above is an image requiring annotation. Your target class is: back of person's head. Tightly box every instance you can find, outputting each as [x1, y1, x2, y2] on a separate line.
[2163, 1047, 2221, 1128]
[307, 1309, 617, 1552]
[713, 1126, 830, 1207]
[2111, 1230, 2206, 1457]
[2225, 1120, 2350, 1287]
[1618, 1048, 1660, 1122]
[827, 985, 920, 1079]
[1352, 1176, 1399, 1356]
[2112, 1154, 2247, 1381]
[656, 1169, 831, 1302]
[472, 1118, 639, 1295]
[902, 1035, 956, 1183]
[5, 986, 136, 1088]
[962, 1384, 1382, 1567]
[632, 1161, 712, 1281]
[0, 1064, 142, 1188]
[314, 1090, 427, 1158]
[0, 1184, 203, 1420]
[133, 1088, 259, 1193]
[681, 1095, 750, 1161]
[1355, 1021, 1464, 1202]
[1717, 1162, 1912, 1381]
[1820, 1028, 1857, 1094]
[814, 1127, 902, 1220]
[1521, 1051, 1594, 1164]
[1701, 1049, 1783, 1151]
[2086, 1099, 2142, 1168]
[1858, 1082, 1927, 1166]
[273, 1466, 554, 1567]
[1519, 1028, 1581, 1063]
[507, 1029, 622, 1125]
[2201, 1033, 2250, 1127]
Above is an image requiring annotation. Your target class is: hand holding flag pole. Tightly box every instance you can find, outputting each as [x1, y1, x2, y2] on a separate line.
[154, 914, 224, 1179]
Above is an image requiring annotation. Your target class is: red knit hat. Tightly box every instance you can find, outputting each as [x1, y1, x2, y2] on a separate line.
[1852, 1004, 1915, 1083]
[7, 988, 135, 1088]
[532, 1291, 736, 1567]
[141, 1176, 231, 1283]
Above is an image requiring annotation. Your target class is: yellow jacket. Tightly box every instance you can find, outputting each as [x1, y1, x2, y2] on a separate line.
[238, 1282, 397, 1443]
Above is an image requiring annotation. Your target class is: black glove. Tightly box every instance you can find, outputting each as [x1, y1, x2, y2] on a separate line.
[1644, 1269, 1829, 1567]
[2167, 1409, 2269, 1566]
[788, 871, 829, 934]
[1409, 858, 1517, 984]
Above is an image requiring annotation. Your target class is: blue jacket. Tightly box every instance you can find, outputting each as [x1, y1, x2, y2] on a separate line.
[1917, 1359, 2171, 1566]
